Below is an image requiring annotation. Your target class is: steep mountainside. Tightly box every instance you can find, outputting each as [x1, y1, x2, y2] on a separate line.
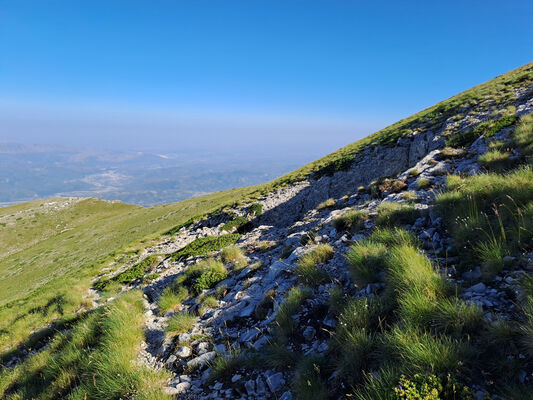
[1, 62, 533, 400]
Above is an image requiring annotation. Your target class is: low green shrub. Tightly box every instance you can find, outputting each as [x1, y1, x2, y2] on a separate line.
[393, 374, 472, 400]
[164, 218, 195, 236]
[96, 254, 161, 290]
[446, 114, 518, 148]
[314, 155, 355, 178]
[249, 203, 263, 216]
[170, 234, 241, 261]
[221, 217, 251, 233]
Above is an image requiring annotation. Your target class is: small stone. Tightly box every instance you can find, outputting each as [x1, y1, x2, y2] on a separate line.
[175, 346, 192, 358]
[166, 354, 177, 365]
[245, 380, 256, 396]
[470, 282, 486, 293]
[302, 326, 316, 341]
[197, 342, 210, 355]
[176, 381, 191, 393]
[279, 391, 293, 400]
[317, 341, 329, 352]
[265, 372, 285, 393]
[239, 303, 255, 318]
[178, 333, 191, 342]
[213, 382, 223, 390]
[186, 351, 216, 370]
[231, 374, 242, 383]
[256, 375, 267, 395]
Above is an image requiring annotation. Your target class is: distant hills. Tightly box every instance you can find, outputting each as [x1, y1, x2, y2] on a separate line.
[0, 143, 311, 206]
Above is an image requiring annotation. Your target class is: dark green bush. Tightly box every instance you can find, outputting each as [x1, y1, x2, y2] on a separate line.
[249, 203, 263, 216]
[314, 155, 355, 178]
[192, 270, 228, 294]
[170, 234, 241, 261]
[446, 115, 518, 148]
[164, 218, 195, 235]
[221, 217, 252, 233]
[95, 254, 160, 290]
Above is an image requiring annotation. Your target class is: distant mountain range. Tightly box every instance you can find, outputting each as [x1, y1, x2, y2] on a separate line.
[0, 142, 312, 206]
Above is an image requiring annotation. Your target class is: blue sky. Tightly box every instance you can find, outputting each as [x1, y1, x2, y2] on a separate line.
[0, 0, 532, 153]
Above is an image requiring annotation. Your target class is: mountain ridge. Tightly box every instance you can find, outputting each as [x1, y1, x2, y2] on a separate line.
[1, 61, 533, 399]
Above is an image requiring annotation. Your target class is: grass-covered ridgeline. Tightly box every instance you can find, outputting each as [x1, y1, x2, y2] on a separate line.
[0, 290, 170, 400]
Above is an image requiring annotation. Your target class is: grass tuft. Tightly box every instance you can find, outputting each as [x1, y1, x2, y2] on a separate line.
[295, 244, 334, 287]
[166, 312, 196, 336]
[346, 240, 388, 285]
[332, 209, 368, 233]
[376, 202, 420, 227]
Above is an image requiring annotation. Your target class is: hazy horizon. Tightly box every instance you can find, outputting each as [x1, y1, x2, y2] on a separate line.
[1, 1, 532, 206]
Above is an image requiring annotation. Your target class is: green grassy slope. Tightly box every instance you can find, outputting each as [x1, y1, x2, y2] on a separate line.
[0, 187, 256, 350]
[0, 61, 531, 353]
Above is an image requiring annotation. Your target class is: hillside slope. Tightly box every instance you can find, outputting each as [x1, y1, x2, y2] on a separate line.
[0, 62, 532, 399]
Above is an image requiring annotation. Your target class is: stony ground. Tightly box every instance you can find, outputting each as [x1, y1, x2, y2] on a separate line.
[111, 104, 532, 399]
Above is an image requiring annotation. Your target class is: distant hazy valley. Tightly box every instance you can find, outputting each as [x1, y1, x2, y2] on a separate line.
[0, 143, 317, 206]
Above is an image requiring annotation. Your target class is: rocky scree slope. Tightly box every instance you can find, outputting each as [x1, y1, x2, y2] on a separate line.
[113, 92, 533, 398]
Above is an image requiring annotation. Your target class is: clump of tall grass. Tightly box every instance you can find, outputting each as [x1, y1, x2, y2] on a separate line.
[199, 295, 218, 315]
[208, 345, 244, 382]
[370, 227, 420, 247]
[295, 244, 334, 287]
[0, 291, 171, 400]
[383, 325, 470, 375]
[317, 198, 336, 210]
[513, 113, 533, 156]
[292, 354, 330, 400]
[386, 245, 449, 327]
[275, 287, 312, 339]
[478, 149, 515, 172]
[332, 209, 368, 233]
[166, 312, 197, 336]
[220, 245, 248, 269]
[346, 240, 388, 285]
[261, 342, 300, 368]
[433, 298, 484, 338]
[158, 285, 189, 314]
[437, 167, 533, 271]
[416, 177, 431, 189]
[376, 202, 419, 227]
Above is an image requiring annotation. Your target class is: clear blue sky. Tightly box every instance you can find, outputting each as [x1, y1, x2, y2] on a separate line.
[0, 0, 532, 153]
